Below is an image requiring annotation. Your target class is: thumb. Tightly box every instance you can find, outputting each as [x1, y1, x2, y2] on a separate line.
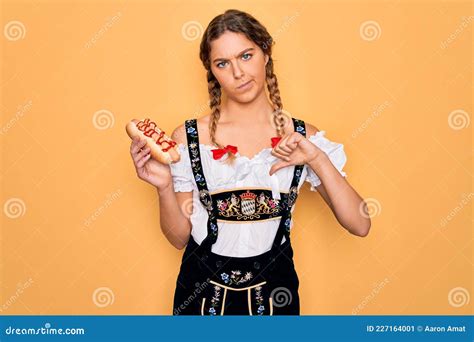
[269, 160, 291, 176]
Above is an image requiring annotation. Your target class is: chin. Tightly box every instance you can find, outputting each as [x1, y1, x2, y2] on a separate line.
[234, 92, 259, 104]
[239, 84, 263, 99]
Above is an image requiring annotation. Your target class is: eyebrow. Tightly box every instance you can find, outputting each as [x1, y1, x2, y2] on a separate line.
[212, 48, 255, 63]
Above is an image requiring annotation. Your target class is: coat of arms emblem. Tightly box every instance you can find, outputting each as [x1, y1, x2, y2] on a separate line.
[239, 190, 257, 215]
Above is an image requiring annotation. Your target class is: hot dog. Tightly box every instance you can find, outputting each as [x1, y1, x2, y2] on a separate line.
[126, 118, 181, 164]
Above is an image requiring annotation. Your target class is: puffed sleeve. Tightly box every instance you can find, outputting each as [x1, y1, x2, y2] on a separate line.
[169, 143, 195, 192]
[305, 131, 347, 192]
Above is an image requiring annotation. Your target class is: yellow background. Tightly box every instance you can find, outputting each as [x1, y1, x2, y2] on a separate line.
[1, 0, 472, 315]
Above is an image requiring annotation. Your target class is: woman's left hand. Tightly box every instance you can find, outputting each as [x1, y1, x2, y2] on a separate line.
[269, 132, 323, 175]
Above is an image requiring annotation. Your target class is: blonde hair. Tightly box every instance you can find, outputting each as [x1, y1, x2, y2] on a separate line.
[200, 9, 288, 165]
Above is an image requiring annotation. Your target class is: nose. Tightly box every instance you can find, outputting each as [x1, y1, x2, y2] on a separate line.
[231, 60, 244, 79]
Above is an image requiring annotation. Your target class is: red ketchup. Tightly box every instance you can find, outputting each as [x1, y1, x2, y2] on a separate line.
[136, 118, 177, 152]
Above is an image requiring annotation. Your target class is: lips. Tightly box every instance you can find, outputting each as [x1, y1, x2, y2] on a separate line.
[237, 80, 252, 89]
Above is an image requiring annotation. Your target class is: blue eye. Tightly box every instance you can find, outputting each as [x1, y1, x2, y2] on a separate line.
[216, 61, 227, 68]
[215, 53, 252, 68]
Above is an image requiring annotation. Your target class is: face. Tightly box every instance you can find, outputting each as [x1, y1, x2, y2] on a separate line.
[209, 31, 269, 103]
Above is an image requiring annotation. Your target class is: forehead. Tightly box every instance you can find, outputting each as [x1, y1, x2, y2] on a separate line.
[209, 31, 257, 59]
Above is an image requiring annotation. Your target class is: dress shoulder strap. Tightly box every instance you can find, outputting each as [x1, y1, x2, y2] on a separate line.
[291, 117, 306, 137]
[184, 119, 218, 250]
[267, 117, 307, 268]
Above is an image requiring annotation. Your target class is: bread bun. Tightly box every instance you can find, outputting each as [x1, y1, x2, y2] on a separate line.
[126, 118, 181, 164]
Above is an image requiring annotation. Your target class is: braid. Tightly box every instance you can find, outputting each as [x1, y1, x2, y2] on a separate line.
[266, 57, 287, 137]
[208, 72, 221, 148]
[207, 70, 237, 165]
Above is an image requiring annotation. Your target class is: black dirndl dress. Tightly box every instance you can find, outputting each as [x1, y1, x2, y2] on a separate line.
[172, 118, 307, 316]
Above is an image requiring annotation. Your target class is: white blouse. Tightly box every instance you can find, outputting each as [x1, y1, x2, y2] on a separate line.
[169, 130, 348, 257]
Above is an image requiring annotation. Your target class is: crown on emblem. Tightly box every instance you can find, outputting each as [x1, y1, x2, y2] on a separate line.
[240, 190, 257, 201]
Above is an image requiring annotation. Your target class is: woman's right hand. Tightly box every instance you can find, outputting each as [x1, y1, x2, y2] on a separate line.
[130, 136, 173, 192]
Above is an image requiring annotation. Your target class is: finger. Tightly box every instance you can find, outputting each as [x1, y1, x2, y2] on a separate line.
[279, 133, 292, 145]
[269, 160, 291, 175]
[284, 133, 300, 146]
[271, 149, 291, 162]
[137, 138, 147, 150]
[274, 134, 292, 153]
[287, 140, 298, 149]
[130, 136, 141, 153]
[131, 138, 148, 155]
[278, 134, 293, 149]
[133, 146, 151, 163]
[275, 146, 291, 156]
[136, 152, 151, 168]
[277, 144, 293, 154]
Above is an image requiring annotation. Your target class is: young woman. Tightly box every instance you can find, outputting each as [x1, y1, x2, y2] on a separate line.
[129, 9, 371, 315]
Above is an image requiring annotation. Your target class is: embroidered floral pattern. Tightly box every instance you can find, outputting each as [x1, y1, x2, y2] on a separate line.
[287, 187, 298, 208]
[209, 285, 222, 315]
[220, 270, 253, 285]
[255, 286, 265, 315]
[209, 222, 218, 235]
[215, 190, 282, 221]
[282, 186, 299, 232]
[185, 119, 218, 241]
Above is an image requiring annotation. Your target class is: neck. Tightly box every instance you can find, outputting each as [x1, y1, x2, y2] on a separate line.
[219, 92, 275, 125]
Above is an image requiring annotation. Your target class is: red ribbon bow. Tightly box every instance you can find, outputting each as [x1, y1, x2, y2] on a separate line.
[271, 136, 282, 148]
[211, 145, 238, 160]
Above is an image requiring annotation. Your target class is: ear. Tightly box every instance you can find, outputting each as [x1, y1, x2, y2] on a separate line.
[265, 54, 269, 66]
